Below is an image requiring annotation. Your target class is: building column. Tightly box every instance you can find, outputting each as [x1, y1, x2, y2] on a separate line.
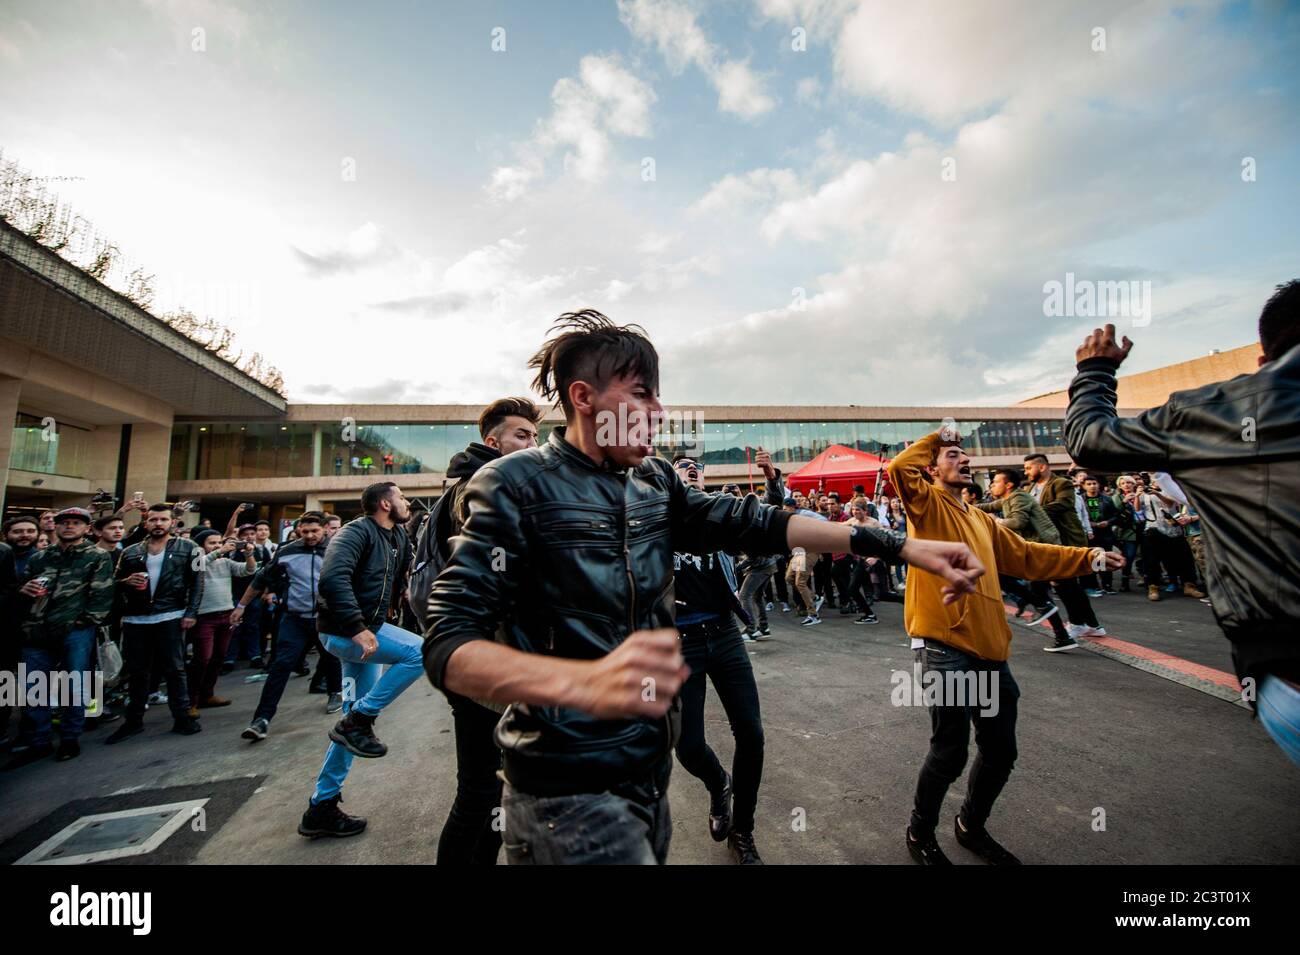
[124, 420, 174, 506]
[0, 375, 21, 513]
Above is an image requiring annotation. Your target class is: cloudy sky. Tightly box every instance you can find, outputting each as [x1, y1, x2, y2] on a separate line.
[2, 0, 1297, 407]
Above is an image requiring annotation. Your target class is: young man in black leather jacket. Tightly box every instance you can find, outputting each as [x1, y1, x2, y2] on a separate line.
[432, 397, 541, 866]
[423, 310, 984, 864]
[297, 482, 421, 839]
[1066, 281, 1300, 765]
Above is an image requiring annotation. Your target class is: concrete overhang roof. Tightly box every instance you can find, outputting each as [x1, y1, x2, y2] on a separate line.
[1, 220, 286, 418]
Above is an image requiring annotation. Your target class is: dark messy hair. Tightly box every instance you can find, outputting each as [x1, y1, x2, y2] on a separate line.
[528, 309, 660, 419]
[478, 396, 542, 440]
[992, 468, 1021, 488]
[1023, 453, 1049, 466]
[361, 482, 398, 515]
[297, 511, 325, 526]
[1259, 279, 1300, 362]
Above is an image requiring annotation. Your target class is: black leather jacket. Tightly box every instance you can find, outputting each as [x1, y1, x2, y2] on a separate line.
[316, 516, 411, 637]
[115, 537, 205, 620]
[1065, 343, 1300, 684]
[423, 427, 793, 796]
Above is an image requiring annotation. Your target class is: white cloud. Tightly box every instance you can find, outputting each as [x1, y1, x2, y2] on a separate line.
[795, 75, 822, 107]
[619, 0, 776, 119]
[486, 54, 655, 201]
[689, 167, 801, 217]
[663, 0, 1284, 404]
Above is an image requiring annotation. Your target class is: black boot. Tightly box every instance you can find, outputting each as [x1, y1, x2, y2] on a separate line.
[954, 814, 1021, 864]
[171, 715, 202, 736]
[709, 771, 733, 842]
[56, 738, 81, 762]
[328, 709, 387, 758]
[105, 719, 145, 745]
[727, 830, 764, 864]
[906, 827, 952, 865]
[298, 794, 367, 839]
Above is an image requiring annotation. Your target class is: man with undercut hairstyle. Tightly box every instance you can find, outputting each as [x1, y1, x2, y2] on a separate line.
[429, 396, 541, 866]
[424, 309, 985, 865]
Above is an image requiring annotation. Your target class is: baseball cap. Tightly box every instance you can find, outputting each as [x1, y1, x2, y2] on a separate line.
[55, 507, 93, 523]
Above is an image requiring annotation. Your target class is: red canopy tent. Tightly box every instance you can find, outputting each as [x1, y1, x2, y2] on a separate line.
[784, 444, 892, 500]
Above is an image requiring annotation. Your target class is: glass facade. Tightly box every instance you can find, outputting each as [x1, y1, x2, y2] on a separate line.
[169, 416, 1068, 481]
[170, 423, 316, 481]
[10, 413, 95, 478]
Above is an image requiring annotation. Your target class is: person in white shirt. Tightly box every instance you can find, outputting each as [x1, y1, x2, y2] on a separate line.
[186, 528, 257, 715]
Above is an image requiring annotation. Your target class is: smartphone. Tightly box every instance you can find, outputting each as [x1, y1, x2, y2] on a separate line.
[132, 491, 144, 503]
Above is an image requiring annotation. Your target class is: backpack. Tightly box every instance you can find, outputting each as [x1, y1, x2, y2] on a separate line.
[406, 485, 459, 631]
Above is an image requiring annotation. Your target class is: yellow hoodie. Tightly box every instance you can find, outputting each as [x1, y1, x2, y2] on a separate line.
[888, 432, 1098, 661]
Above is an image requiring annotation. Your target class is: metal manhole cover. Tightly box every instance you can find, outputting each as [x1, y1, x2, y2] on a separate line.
[14, 799, 209, 865]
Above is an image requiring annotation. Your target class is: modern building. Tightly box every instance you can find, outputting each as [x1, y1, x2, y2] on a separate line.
[3, 218, 1250, 535]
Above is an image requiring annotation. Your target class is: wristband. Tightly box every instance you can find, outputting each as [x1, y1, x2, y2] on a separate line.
[850, 524, 906, 560]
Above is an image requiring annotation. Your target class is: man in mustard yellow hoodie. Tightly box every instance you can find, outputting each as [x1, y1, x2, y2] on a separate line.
[889, 428, 1123, 865]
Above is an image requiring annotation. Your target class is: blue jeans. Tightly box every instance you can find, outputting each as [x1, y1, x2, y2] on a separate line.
[1257, 675, 1300, 767]
[17, 627, 96, 746]
[225, 597, 263, 662]
[252, 614, 316, 723]
[310, 623, 425, 803]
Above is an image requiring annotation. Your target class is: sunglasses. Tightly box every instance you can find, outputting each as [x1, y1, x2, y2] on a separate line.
[673, 459, 702, 471]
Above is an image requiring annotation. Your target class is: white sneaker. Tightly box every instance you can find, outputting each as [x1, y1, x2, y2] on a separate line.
[741, 631, 754, 642]
[814, 596, 826, 612]
[764, 602, 774, 612]
[801, 615, 822, 627]
[780, 603, 791, 613]
[1084, 625, 1106, 637]
[1065, 623, 1089, 640]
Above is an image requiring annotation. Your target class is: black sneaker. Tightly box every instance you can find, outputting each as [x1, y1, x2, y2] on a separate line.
[955, 814, 1021, 864]
[1043, 637, 1080, 653]
[249, 656, 264, 670]
[2, 743, 54, 771]
[759, 624, 771, 636]
[308, 681, 329, 695]
[293, 664, 310, 677]
[242, 718, 269, 741]
[298, 795, 367, 839]
[906, 827, 952, 865]
[105, 720, 145, 745]
[219, 661, 234, 675]
[171, 716, 202, 736]
[854, 613, 879, 625]
[56, 738, 81, 762]
[709, 771, 733, 842]
[727, 829, 764, 865]
[1021, 605, 1058, 627]
[329, 709, 387, 758]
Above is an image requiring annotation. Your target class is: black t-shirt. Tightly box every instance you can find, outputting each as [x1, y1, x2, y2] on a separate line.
[673, 550, 734, 619]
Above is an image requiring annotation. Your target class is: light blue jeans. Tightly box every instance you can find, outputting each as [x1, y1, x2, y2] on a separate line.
[310, 623, 425, 803]
[1257, 675, 1300, 767]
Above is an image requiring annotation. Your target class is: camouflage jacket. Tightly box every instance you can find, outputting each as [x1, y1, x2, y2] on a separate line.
[19, 540, 116, 648]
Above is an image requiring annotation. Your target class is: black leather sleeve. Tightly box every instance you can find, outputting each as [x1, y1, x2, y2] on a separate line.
[667, 466, 792, 558]
[423, 464, 527, 691]
[1065, 357, 1175, 471]
[848, 524, 906, 560]
[183, 541, 205, 619]
[317, 522, 369, 637]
